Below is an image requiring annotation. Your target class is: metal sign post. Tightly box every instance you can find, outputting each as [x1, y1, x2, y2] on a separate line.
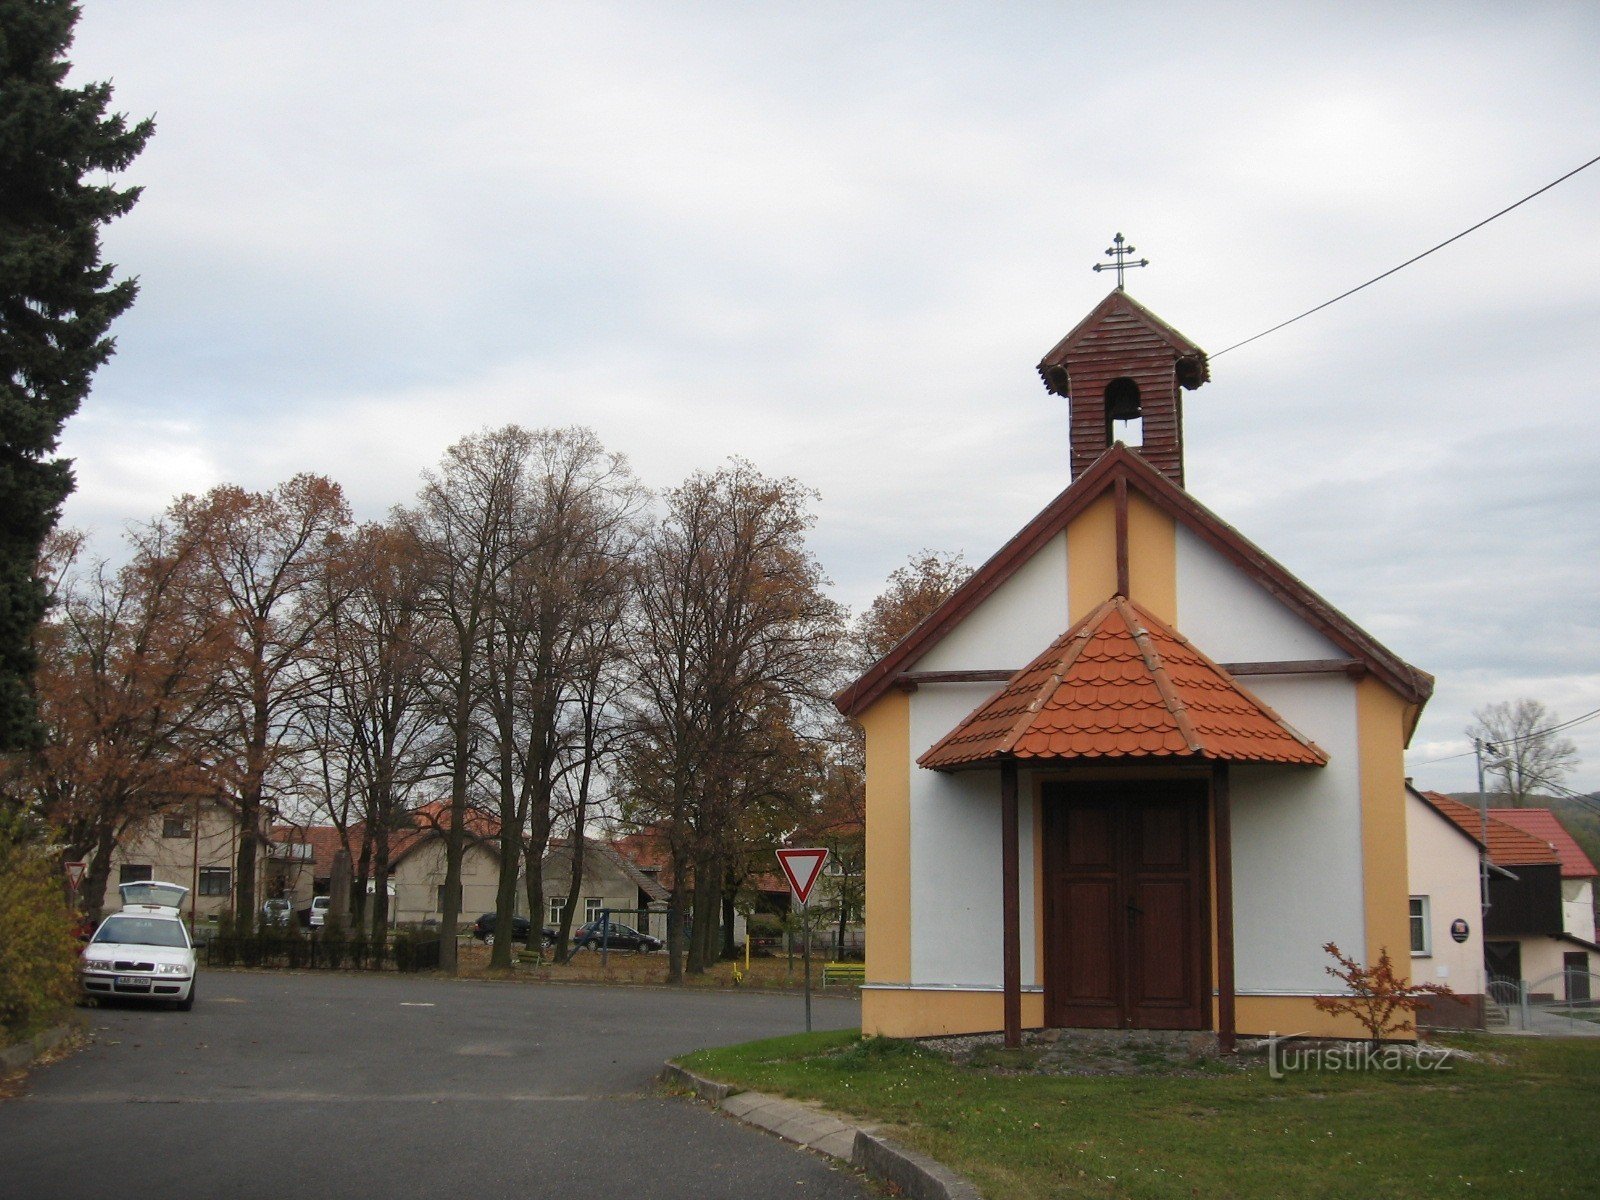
[802, 897, 812, 1033]
[776, 848, 829, 1035]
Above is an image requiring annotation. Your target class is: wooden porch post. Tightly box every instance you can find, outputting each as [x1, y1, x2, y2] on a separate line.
[1001, 761, 1022, 1049]
[1214, 763, 1237, 1054]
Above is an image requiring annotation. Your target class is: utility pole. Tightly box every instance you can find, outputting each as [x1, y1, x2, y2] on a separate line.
[1474, 738, 1502, 914]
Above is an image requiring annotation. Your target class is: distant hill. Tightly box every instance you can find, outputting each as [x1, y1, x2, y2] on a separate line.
[1445, 790, 1600, 874]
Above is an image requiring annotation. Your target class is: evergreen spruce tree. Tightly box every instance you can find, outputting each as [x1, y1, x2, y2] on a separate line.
[0, 1, 152, 748]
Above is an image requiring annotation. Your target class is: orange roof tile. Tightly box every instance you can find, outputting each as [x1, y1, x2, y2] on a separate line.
[919, 597, 1328, 771]
[1491, 808, 1597, 877]
[1422, 793, 1560, 867]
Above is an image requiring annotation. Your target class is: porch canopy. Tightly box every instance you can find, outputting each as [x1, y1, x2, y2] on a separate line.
[920, 595, 1327, 772]
[916, 595, 1327, 1049]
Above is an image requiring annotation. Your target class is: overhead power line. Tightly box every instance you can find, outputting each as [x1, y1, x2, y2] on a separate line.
[1407, 706, 1600, 768]
[1211, 152, 1600, 359]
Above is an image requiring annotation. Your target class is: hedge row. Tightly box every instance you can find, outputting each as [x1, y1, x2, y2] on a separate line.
[0, 833, 79, 1041]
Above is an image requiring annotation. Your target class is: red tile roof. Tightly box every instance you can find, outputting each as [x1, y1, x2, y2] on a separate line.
[269, 824, 349, 873]
[1491, 809, 1597, 878]
[834, 446, 1433, 721]
[1422, 793, 1560, 866]
[919, 597, 1327, 770]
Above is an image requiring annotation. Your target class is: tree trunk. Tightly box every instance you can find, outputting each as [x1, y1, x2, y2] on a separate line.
[438, 647, 474, 973]
[665, 847, 689, 985]
[721, 890, 737, 961]
[234, 668, 270, 929]
[83, 823, 118, 925]
[371, 830, 390, 943]
[558, 837, 585, 958]
[490, 732, 522, 969]
[687, 854, 720, 974]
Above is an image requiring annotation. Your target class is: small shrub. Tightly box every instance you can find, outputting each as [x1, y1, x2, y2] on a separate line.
[0, 835, 81, 1039]
[1313, 941, 1468, 1044]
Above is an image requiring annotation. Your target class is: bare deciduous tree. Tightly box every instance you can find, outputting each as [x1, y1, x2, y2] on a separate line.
[401, 427, 536, 972]
[623, 460, 843, 982]
[167, 474, 352, 923]
[1468, 698, 1581, 807]
[306, 521, 439, 934]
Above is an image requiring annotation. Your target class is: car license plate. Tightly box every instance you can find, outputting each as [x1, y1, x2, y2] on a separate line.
[115, 975, 150, 990]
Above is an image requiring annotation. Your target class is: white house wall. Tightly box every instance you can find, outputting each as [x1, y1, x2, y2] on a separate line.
[1405, 790, 1485, 995]
[1173, 524, 1342, 664]
[1228, 675, 1366, 994]
[897, 532, 1065, 989]
[908, 682, 1038, 989]
[1562, 879, 1596, 942]
[913, 533, 1068, 673]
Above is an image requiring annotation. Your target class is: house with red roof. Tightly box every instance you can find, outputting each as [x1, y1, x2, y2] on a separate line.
[1416, 792, 1597, 1004]
[836, 285, 1433, 1046]
[1492, 807, 1598, 945]
[1404, 786, 1489, 1028]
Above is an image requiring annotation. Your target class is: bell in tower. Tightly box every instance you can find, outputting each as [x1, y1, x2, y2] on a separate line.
[1035, 238, 1209, 488]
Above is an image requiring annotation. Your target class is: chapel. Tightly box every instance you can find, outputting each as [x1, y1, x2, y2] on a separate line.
[835, 272, 1433, 1045]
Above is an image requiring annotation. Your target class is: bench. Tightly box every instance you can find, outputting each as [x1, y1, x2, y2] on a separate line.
[821, 962, 865, 988]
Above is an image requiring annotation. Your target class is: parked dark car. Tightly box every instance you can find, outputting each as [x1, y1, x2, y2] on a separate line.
[571, 920, 662, 953]
[470, 913, 557, 945]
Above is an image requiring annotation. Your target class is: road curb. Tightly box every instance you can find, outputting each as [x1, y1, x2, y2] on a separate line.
[0, 1016, 84, 1075]
[659, 1061, 737, 1104]
[662, 1060, 983, 1199]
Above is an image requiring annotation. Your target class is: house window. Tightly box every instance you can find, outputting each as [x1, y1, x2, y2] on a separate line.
[119, 864, 153, 885]
[584, 897, 603, 923]
[1409, 896, 1431, 956]
[162, 815, 192, 839]
[547, 897, 566, 925]
[199, 867, 230, 896]
[435, 884, 463, 913]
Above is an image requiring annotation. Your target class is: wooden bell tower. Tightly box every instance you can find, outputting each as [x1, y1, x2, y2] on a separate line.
[1036, 288, 1210, 488]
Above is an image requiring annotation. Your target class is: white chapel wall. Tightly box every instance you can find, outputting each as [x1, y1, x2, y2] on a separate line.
[1173, 524, 1343, 664]
[912, 532, 1068, 674]
[1227, 674, 1366, 995]
[907, 683, 1039, 989]
[899, 530, 1065, 989]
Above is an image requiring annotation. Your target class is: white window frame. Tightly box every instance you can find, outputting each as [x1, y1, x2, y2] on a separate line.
[584, 896, 603, 923]
[547, 897, 566, 926]
[1409, 895, 1431, 957]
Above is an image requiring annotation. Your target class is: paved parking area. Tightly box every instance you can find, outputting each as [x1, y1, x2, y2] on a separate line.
[0, 971, 868, 1200]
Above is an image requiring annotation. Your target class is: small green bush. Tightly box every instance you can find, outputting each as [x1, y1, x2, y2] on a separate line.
[0, 836, 80, 1040]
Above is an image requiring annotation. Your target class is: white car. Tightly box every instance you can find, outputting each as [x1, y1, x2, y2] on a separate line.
[80, 881, 197, 1010]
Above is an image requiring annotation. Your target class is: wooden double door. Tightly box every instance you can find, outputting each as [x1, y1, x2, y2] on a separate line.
[1042, 781, 1211, 1030]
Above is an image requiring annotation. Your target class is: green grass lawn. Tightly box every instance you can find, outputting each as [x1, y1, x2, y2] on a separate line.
[680, 1031, 1600, 1199]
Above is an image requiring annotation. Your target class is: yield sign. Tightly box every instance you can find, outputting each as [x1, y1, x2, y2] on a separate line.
[776, 847, 829, 906]
[63, 861, 87, 889]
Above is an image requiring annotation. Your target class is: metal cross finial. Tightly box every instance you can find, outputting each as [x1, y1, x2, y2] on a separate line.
[1091, 232, 1149, 290]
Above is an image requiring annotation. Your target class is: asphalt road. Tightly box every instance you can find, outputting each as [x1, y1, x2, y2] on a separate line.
[0, 970, 868, 1200]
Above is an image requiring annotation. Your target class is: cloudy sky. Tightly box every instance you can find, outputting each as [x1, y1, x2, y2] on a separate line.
[63, 2, 1600, 794]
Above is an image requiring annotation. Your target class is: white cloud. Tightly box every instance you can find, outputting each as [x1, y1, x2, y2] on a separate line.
[57, 1, 1600, 794]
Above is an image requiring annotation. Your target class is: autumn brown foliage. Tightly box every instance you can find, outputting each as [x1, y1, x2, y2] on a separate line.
[1312, 941, 1467, 1044]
